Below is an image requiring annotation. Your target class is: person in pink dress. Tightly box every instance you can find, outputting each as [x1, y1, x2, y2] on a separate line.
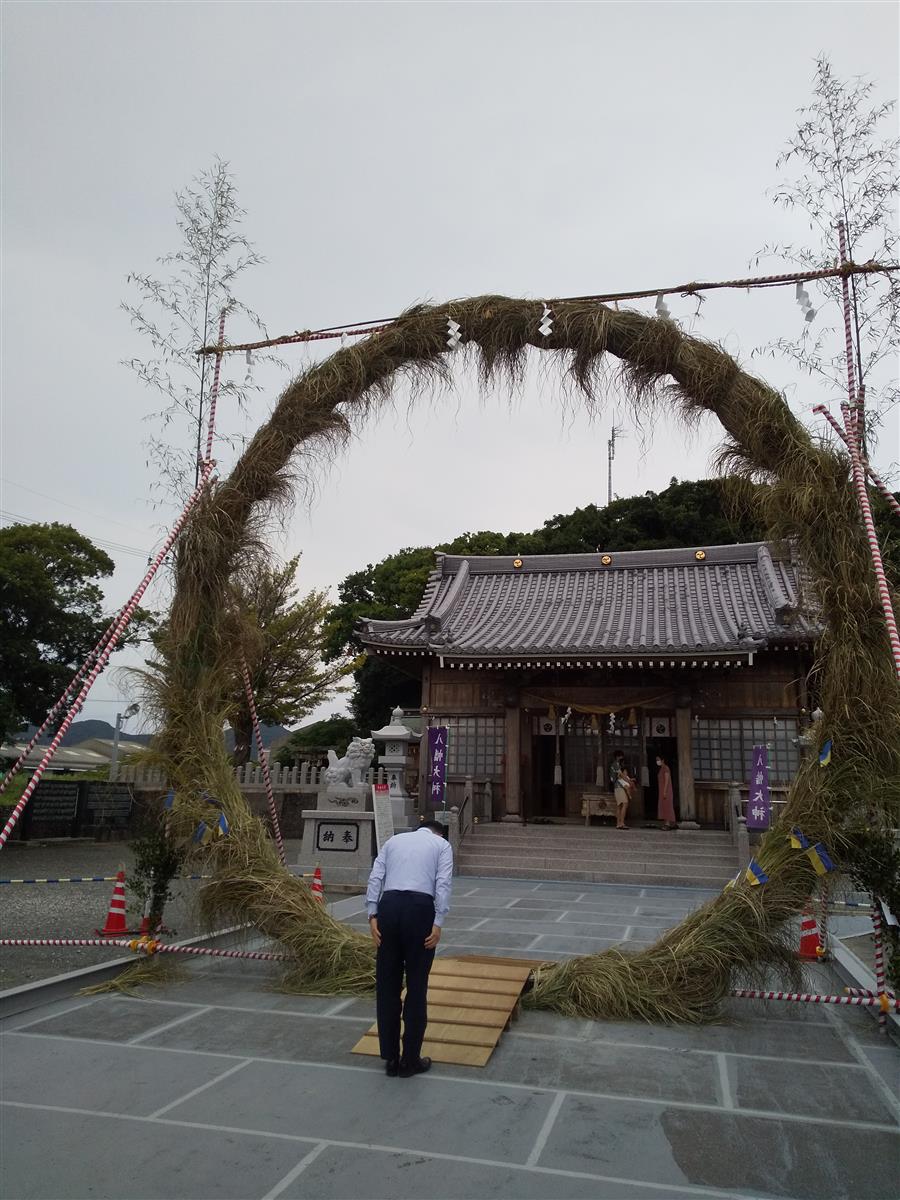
[656, 755, 677, 830]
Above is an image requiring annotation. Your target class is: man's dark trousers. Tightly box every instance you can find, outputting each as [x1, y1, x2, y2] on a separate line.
[375, 890, 436, 1065]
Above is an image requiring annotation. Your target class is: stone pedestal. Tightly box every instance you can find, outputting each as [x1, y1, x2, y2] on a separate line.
[316, 784, 368, 812]
[297, 809, 377, 888]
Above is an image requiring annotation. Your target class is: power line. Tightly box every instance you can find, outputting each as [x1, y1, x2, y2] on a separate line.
[0, 510, 150, 559]
[0, 478, 153, 537]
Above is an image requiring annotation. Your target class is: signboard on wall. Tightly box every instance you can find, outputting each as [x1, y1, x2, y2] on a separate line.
[427, 725, 448, 808]
[316, 821, 359, 852]
[372, 782, 395, 852]
[745, 744, 771, 830]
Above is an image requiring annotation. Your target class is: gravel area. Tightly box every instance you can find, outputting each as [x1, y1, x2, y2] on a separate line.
[0, 838, 305, 990]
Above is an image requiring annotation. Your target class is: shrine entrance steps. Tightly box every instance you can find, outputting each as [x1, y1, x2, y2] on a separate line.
[350, 956, 534, 1068]
[456, 823, 738, 888]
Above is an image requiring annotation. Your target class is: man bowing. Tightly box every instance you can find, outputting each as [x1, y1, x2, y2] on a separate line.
[366, 821, 453, 1078]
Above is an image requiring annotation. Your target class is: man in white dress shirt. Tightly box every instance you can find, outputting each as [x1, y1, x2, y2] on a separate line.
[366, 821, 453, 1077]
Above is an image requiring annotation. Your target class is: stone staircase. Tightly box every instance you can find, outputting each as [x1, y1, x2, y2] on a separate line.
[456, 822, 738, 888]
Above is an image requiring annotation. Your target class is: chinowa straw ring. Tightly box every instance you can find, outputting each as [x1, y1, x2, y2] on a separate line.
[141, 277, 900, 1023]
[13, 270, 900, 1020]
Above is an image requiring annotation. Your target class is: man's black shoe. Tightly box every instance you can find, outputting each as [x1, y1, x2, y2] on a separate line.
[385, 1058, 400, 1076]
[399, 1056, 432, 1078]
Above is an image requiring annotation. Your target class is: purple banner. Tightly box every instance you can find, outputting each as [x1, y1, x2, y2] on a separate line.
[746, 744, 771, 830]
[427, 726, 449, 809]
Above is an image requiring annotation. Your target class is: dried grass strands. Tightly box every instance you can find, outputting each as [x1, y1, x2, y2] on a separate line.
[142, 296, 898, 1020]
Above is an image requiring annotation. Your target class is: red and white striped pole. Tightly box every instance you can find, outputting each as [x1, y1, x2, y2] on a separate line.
[0, 622, 114, 796]
[205, 311, 227, 465]
[817, 879, 829, 961]
[836, 223, 900, 680]
[240, 656, 286, 865]
[872, 902, 888, 1034]
[812, 404, 900, 520]
[0, 316, 228, 847]
[0, 462, 215, 850]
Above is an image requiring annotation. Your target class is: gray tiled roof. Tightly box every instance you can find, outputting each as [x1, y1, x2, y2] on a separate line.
[358, 542, 819, 662]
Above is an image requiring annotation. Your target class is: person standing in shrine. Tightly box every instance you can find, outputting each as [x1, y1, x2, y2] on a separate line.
[656, 754, 677, 830]
[609, 751, 635, 829]
[366, 821, 453, 1078]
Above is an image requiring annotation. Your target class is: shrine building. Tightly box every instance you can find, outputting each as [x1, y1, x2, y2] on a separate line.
[357, 541, 819, 827]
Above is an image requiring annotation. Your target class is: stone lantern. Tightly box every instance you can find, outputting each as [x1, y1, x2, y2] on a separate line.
[371, 707, 417, 829]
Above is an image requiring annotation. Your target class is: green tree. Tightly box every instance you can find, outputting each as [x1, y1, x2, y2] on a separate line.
[0, 523, 118, 743]
[520, 479, 765, 555]
[226, 556, 354, 765]
[273, 714, 359, 768]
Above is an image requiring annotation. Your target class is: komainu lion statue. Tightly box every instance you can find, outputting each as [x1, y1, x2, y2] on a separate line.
[323, 737, 376, 788]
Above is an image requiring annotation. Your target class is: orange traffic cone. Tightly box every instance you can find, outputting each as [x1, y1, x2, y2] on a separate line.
[798, 906, 821, 961]
[97, 867, 129, 936]
[311, 865, 324, 903]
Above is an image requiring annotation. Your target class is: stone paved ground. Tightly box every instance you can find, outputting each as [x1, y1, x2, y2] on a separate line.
[1, 878, 898, 1200]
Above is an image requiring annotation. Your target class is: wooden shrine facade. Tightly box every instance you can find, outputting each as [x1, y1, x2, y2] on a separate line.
[358, 543, 818, 827]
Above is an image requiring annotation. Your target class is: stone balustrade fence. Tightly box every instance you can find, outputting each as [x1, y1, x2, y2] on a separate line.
[118, 761, 389, 792]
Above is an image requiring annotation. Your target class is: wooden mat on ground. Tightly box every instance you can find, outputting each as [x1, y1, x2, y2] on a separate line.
[351, 956, 535, 1068]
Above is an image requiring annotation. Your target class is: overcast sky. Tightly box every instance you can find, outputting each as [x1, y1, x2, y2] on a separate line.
[3, 1, 898, 734]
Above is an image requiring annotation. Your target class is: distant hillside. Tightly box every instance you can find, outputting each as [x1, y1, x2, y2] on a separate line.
[19, 719, 290, 752]
[224, 724, 290, 752]
[17, 719, 154, 748]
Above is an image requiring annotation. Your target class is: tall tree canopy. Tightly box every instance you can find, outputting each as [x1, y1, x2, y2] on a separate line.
[273, 714, 358, 768]
[0, 523, 117, 744]
[226, 556, 354, 765]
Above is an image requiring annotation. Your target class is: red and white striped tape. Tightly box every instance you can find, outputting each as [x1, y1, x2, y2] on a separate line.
[240, 656, 286, 866]
[0, 937, 290, 962]
[732, 988, 898, 1010]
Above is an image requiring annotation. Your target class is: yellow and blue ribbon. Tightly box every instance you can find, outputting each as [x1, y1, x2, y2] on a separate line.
[193, 820, 212, 846]
[745, 859, 769, 887]
[805, 843, 834, 875]
[789, 827, 811, 850]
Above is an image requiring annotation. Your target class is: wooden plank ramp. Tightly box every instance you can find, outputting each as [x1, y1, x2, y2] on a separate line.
[351, 956, 535, 1068]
